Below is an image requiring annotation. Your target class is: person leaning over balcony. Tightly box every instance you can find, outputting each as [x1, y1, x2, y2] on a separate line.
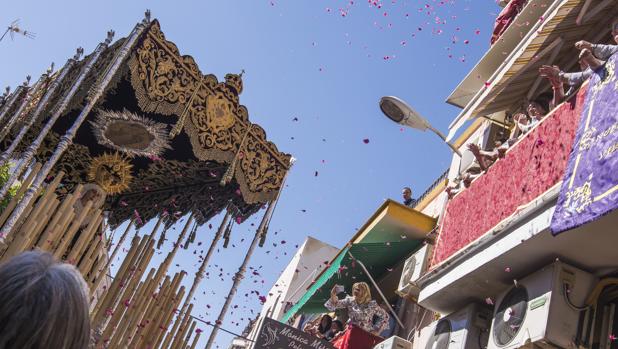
[402, 187, 416, 207]
[505, 94, 550, 149]
[0, 251, 91, 349]
[539, 19, 618, 94]
[326, 282, 390, 337]
[575, 19, 618, 61]
[445, 175, 462, 199]
[491, 0, 527, 45]
[539, 65, 566, 107]
[466, 138, 509, 172]
[515, 95, 550, 133]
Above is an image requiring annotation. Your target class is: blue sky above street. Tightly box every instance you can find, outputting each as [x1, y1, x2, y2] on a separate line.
[2, 1, 501, 346]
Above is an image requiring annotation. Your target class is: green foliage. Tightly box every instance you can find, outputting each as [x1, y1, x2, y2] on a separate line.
[0, 162, 20, 213]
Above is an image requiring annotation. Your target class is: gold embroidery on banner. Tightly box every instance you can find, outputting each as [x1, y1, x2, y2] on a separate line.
[127, 20, 291, 204]
[578, 127, 597, 152]
[563, 173, 593, 214]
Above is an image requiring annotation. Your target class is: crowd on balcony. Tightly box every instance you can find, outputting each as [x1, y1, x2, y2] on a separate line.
[447, 19, 618, 199]
[299, 282, 391, 349]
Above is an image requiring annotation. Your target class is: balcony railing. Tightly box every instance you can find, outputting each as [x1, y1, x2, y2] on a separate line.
[413, 169, 449, 210]
[431, 86, 589, 266]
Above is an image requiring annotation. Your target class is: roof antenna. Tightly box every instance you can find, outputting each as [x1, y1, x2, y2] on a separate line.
[0, 19, 36, 42]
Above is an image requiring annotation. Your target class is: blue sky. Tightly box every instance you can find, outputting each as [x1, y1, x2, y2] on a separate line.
[2, 1, 500, 347]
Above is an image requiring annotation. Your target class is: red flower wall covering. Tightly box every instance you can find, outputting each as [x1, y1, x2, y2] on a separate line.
[431, 87, 588, 266]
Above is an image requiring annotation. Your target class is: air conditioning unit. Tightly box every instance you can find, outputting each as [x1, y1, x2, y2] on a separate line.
[414, 303, 491, 349]
[374, 336, 412, 349]
[397, 245, 431, 300]
[488, 261, 598, 349]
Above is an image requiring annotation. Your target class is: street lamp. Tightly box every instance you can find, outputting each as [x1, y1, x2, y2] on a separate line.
[379, 96, 462, 156]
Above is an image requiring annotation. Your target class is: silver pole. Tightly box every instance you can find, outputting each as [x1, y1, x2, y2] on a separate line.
[175, 207, 231, 328]
[0, 87, 9, 108]
[0, 34, 112, 202]
[0, 74, 46, 143]
[0, 82, 26, 124]
[206, 162, 293, 348]
[0, 13, 151, 247]
[0, 48, 83, 166]
[204, 215, 265, 349]
[348, 252, 405, 329]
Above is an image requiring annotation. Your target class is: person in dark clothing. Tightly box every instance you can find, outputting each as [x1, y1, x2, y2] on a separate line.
[325, 320, 344, 341]
[402, 187, 416, 207]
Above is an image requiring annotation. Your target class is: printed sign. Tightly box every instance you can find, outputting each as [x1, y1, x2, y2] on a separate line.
[551, 53, 618, 234]
[254, 317, 336, 349]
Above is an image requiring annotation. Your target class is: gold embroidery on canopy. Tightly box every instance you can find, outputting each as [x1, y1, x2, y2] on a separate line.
[127, 20, 291, 204]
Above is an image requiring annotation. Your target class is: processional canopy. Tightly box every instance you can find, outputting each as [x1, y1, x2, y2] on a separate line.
[9, 20, 291, 228]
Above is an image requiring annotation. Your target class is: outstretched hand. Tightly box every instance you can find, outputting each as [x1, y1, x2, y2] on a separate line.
[467, 143, 481, 155]
[575, 40, 592, 51]
[539, 65, 562, 87]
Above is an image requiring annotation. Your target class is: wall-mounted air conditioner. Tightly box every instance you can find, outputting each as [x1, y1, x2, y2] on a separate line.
[414, 303, 491, 349]
[374, 336, 412, 349]
[488, 261, 597, 349]
[397, 245, 431, 300]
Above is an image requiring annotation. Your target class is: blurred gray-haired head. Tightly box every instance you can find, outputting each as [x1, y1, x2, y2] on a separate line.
[0, 251, 90, 349]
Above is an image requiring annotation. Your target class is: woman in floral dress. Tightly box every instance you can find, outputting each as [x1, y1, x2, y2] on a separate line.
[324, 282, 389, 336]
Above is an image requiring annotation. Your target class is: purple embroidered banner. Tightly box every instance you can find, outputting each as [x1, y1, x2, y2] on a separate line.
[551, 54, 618, 235]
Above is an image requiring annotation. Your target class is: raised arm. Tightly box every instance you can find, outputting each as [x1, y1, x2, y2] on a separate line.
[591, 43, 618, 61]
[539, 65, 565, 107]
[324, 286, 353, 311]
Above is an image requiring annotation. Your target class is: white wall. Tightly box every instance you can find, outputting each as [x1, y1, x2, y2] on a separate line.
[246, 236, 339, 343]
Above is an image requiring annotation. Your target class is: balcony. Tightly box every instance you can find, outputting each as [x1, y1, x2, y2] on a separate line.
[417, 82, 618, 313]
[432, 86, 588, 267]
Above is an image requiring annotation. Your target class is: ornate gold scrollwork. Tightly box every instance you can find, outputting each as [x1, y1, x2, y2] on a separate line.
[127, 20, 291, 204]
[88, 152, 134, 195]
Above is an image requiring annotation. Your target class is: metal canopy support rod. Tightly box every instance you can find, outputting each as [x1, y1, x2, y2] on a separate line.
[0, 48, 82, 165]
[0, 85, 23, 124]
[204, 209, 268, 349]
[0, 38, 107, 200]
[0, 74, 44, 143]
[348, 251, 406, 330]
[175, 205, 231, 331]
[205, 160, 293, 349]
[0, 13, 151, 247]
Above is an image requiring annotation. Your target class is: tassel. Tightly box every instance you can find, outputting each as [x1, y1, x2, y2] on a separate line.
[256, 157, 294, 248]
[190, 226, 196, 243]
[222, 219, 233, 248]
[220, 127, 251, 186]
[257, 201, 274, 248]
[259, 230, 267, 248]
[216, 204, 233, 240]
[157, 226, 168, 249]
[183, 221, 198, 250]
[219, 156, 238, 186]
